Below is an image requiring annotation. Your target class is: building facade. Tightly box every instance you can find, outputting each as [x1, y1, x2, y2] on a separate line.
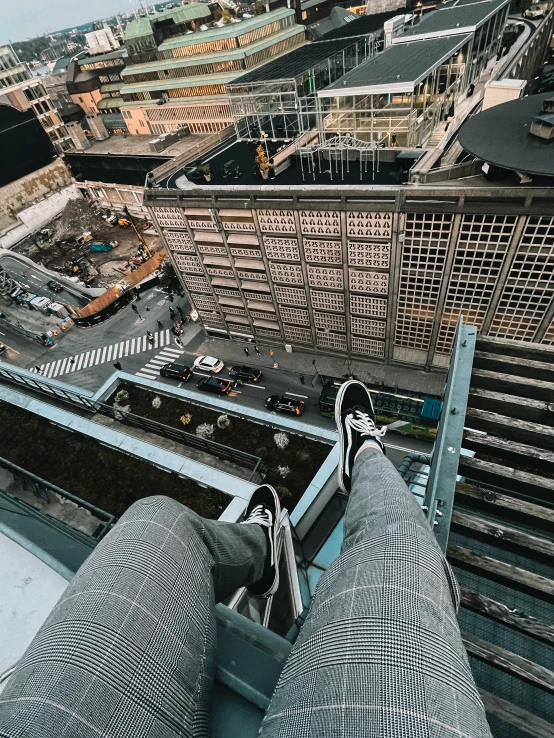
[0, 78, 72, 153]
[0, 45, 31, 89]
[146, 185, 554, 371]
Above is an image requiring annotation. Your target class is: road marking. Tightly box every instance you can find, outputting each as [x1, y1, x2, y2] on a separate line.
[101, 346, 107, 363]
[285, 392, 308, 398]
[124, 340, 130, 356]
[193, 371, 211, 377]
[93, 349, 101, 365]
[82, 352, 90, 369]
[76, 353, 85, 370]
[130, 338, 136, 354]
[244, 383, 266, 389]
[136, 371, 156, 379]
[59, 358, 68, 375]
[51, 360, 62, 378]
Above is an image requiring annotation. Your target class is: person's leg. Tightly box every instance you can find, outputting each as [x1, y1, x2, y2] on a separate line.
[0, 488, 280, 738]
[260, 381, 492, 738]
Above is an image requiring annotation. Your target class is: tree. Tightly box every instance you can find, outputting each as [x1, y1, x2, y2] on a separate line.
[159, 256, 185, 297]
[222, 9, 233, 24]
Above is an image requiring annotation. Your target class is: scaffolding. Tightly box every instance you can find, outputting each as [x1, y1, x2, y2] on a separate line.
[298, 134, 382, 182]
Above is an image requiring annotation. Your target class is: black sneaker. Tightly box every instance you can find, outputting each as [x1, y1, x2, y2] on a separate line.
[335, 380, 386, 495]
[241, 485, 281, 598]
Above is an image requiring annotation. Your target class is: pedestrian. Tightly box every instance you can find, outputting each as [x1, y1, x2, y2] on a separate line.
[35, 366, 42, 374]
[254, 345, 260, 355]
[148, 336, 154, 346]
[69, 358, 75, 366]
[177, 305, 185, 318]
[269, 349, 274, 358]
[157, 320, 163, 330]
[169, 308, 176, 320]
[244, 346, 249, 357]
[175, 336, 183, 347]
[299, 375, 305, 385]
[113, 361, 122, 371]
[171, 326, 178, 336]
[146, 330, 153, 339]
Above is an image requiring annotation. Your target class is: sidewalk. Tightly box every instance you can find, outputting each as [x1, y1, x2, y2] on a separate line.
[187, 328, 447, 398]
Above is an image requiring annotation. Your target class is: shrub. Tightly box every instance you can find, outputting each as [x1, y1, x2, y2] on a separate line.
[273, 432, 289, 450]
[276, 486, 292, 499]
[152, 396, 162, 409]
[296, 449, 311, 462]
[217, 414, 232, 430]
[114, 389, 130, 405]
[196, 423, 214, 439]
[180, 413, 192, 426]
[255, 446, 268, 457]
[277, 465, 291, 479]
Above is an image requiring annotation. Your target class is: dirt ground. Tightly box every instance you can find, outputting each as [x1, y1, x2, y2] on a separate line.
[13, 200, 162, 288]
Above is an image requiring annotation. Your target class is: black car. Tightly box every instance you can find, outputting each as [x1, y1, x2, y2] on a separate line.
[228, 365, 262, 382]
[47, 280, 62, 293]
[160, 363, 192, 381]
[197, 376, 232, 394]
[265, 395, 305, 416]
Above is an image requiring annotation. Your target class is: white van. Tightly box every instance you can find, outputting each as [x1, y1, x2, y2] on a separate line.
[47, 302, 69, 319]
[30, 297, 52, 315]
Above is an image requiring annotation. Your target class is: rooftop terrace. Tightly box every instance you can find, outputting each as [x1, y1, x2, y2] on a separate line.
[395, 0, 509, 41]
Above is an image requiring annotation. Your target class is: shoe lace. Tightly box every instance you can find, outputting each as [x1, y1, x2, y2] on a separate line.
[241, 504, 272, 528]
[346, 409, 387, 440]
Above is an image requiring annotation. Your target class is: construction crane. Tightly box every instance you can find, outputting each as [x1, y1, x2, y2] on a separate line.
[122, 207, 152, 260]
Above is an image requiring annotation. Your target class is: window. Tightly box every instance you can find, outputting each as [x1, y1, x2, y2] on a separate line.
[139, 120, 145, 127]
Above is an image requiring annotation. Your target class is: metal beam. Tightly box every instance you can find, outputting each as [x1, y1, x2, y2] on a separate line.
[424, 316, 476, 551]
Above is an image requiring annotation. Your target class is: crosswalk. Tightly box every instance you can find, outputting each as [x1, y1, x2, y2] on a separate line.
[135, 345, 185, 380]
[32, 329, 172, 380]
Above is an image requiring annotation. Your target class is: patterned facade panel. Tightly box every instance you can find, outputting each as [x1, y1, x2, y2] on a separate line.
[283, 325, 313, 343]
[230, 248, 262, 258]
[175, 254, 203, 273]
[255, 327, 282, 338]
[187, 219, 217, 230]
[244, 291, 273, 302]
[263, 236, 300, 261]
[394, 213, 453, 351]
[346, 211, 392, 239]
[164, 230, 194, 252]
[542, 318, 554, 345]
[436, 214, 516, 354]
[351, 317, 386, 338]
[351, 336, 385, 357]
[307, 266, 344, 290]
[313, 311, 346, 332]
[316, 330, 347, 350]
[257, 210, 295, 233]
[310, 290, 345, 312]
[300, 210, 340, 236]
[206, 267, 234, 277]
[350, 295, 387, 318]
[222, 306, 247, 316]
[236, 271, 267, 281]
[274, 286, 307, 306]
[489, 216, 554, 343]
[222, 220, 255, 232]
[348, 241, 390, 268]
[349, 269, 388, 294]
[269, 262, 304, 285]
[184, 275, 210, 291]
[303, 239, 342, 264]
[152, 207, 187, 228]
[190, 293, 216, 311]
[197, 243, 227, 255]
[278, 306, 310, 325]
[213, 287, 241, 297]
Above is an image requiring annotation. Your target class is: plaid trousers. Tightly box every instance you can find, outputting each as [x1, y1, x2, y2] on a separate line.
[0, 449, 491, 738]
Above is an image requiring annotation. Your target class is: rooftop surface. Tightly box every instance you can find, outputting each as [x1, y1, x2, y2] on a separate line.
[124, 3, 211, 39]
[394, 0, 509, 41]
[317, 8, 407, 40]
[231, 36, 362, 85]
[458, 92, 554, 178]
[319, 33, 470, 95]
[77, 48, 127, 65]
[70, 131, 209, 157]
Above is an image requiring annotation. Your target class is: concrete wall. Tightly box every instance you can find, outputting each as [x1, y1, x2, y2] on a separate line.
[77, 180, 148, 218]
[70, 89, 102, 116]
[0, 158, 74, 237]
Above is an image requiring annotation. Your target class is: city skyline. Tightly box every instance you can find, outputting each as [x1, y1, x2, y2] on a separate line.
[1, 0, 140, 45]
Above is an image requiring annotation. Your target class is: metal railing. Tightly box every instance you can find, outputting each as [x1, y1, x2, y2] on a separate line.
[0, 362, 266, 481]
[0, 455, 116, 540]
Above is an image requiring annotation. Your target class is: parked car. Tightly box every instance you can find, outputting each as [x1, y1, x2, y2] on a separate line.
[193, 355, 225, 373]
[523, 5, 545, 18]
[228, 365, 262, 382]
[47, 280, 62, 293]
[197, 376, 232, 394]
[265, 395, 305, 416]
[160, 363, 192, 381]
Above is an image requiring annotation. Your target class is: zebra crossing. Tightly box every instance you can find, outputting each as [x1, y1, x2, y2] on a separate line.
[135, 345, 185, 380]
[32, 329, 172, 379]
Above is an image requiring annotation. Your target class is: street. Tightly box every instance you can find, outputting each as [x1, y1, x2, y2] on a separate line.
[0, 253, 90, 308]
[0, 286, 434, 465]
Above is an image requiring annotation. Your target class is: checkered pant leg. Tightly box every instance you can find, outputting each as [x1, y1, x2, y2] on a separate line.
[260, 448, 492, 738]
[0, 495, 266, 738]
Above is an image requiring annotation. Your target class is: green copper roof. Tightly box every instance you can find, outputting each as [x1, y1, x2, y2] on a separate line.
[121, 71, 238, 96]
[122, 26, 305, 77]
[124, 4, 211, 40]
[158, 8, 295, 51]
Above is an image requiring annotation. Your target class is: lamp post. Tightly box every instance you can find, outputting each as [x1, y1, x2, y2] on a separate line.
[260, 130, 269, 160]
